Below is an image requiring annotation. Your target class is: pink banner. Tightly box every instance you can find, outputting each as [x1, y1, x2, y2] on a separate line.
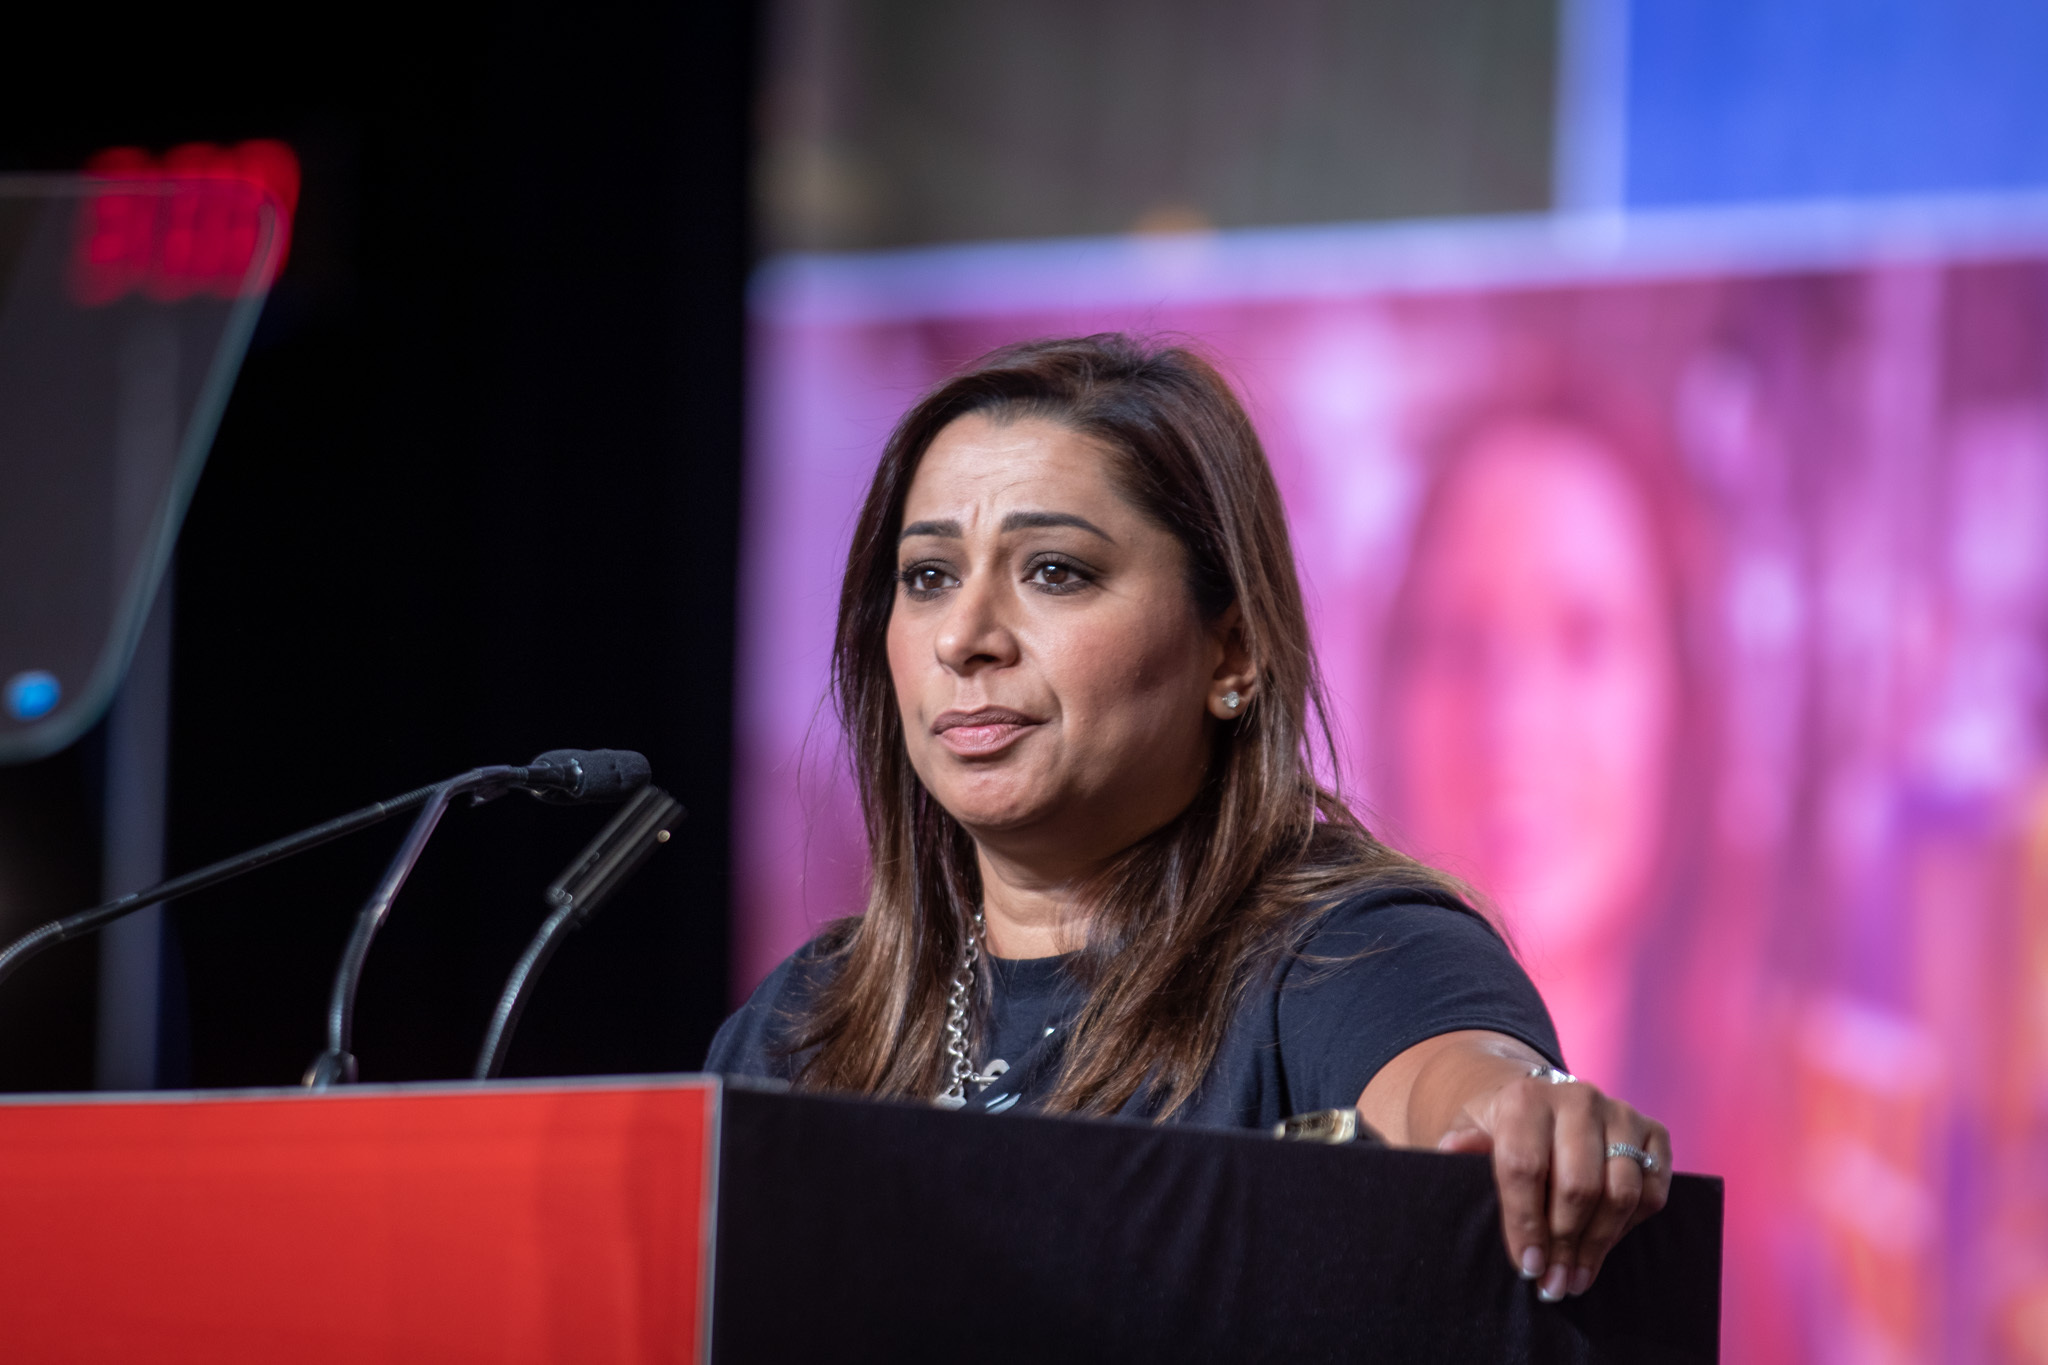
[742, 208, 2048, 1363]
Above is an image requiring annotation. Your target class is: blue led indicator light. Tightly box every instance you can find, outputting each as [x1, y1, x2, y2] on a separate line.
[4, 670, 61, 722]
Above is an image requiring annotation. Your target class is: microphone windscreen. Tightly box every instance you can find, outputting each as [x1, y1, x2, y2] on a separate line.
[528, 749, 652, 803]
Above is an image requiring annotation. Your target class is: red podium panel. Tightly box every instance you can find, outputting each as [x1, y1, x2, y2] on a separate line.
[0, 1079, 717, 1364]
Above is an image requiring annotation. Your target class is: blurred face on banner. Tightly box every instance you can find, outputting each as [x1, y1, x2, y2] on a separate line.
[1390, 418, 1677, 1080]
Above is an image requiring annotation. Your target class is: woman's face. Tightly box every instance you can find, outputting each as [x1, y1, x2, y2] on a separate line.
[887, 413, 1229, 873]
[1393, 421, 1676, 963]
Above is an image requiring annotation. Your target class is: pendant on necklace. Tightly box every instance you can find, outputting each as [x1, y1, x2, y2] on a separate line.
[933, 1056, 1010, 1110]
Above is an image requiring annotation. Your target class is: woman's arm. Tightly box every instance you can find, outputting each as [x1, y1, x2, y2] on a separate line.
[1356, 1029, 1673, 1302]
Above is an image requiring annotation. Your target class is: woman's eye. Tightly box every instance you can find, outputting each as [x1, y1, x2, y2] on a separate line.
[1027, 559, 1089, 592]
[898, 565, 956, 598]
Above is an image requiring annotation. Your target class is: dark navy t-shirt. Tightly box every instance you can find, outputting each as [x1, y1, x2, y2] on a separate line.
[704, 890, 1564, 1131]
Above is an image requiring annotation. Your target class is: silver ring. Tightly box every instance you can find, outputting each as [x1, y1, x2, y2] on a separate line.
[1606, 1142, 1656, 1172]
[1528, 1065, 1577, 1085]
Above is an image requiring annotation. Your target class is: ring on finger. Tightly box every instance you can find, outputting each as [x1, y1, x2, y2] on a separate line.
[1605, 1142, 1656, 1173]
[1528, 1065, 1577, 1084]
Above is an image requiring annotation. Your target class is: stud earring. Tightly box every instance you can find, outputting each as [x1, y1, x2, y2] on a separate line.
[1223, 690, 1241, 712]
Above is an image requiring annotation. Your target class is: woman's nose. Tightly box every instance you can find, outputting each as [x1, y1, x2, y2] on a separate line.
[934, 573, 1018, 673]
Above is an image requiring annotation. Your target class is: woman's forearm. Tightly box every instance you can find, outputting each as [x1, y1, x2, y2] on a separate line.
[1357, 1028, 1546, 1146]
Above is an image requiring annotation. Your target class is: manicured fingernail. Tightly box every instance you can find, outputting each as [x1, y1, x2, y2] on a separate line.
[1569, 1266, 1594, 1297]
[1538, 1265, 1569, 1302]
[1519, 1247, 1544, 1280]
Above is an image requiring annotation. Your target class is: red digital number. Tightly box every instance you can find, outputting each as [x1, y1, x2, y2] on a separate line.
[70, 140, 299, 307]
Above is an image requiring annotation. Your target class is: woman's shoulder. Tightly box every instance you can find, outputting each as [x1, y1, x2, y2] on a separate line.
[702, 920, 858, 1077]
[1264, 876, 1559, 1065]
[1286, 875, 1494, 952]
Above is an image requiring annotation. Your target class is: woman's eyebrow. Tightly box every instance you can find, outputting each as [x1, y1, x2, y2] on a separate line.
[999, 510, 1115, 542]
[897, 511, 1116, 543]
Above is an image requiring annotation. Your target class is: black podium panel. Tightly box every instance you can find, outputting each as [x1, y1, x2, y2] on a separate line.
[713, 1085, 1720, 1363]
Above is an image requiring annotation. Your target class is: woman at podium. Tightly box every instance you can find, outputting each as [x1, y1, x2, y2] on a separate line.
[709, 334, 1672, 1304]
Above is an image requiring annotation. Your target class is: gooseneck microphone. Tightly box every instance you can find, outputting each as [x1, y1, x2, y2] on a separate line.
[472, 783, 684, 1080]
[301, 750, 651, 1089]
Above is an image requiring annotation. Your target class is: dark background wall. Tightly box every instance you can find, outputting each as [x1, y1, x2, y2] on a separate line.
[0, 4, 753, 1089]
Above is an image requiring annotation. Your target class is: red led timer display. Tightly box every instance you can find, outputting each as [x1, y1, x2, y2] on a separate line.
[71, 140, 299, 307]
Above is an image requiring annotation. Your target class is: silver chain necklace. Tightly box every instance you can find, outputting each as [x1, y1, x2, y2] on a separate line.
[935, 907, 1006, 1108]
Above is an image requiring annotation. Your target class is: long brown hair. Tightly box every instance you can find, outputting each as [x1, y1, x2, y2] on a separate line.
[790, 333, 1464, 1117]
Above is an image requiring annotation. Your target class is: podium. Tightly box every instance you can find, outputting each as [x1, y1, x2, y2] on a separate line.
[0, 1078, 1720, 1362]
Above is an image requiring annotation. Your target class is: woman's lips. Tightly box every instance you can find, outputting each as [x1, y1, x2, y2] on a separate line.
[932, 707, 1043, 757]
